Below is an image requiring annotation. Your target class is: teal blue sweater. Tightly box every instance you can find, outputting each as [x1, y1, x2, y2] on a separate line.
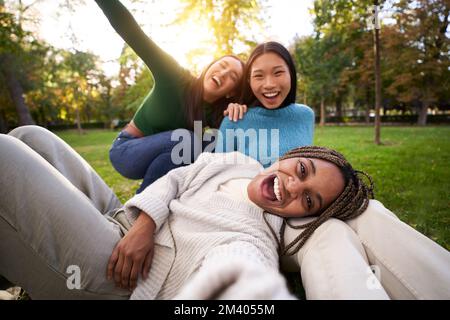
[216, 104, 315, 168]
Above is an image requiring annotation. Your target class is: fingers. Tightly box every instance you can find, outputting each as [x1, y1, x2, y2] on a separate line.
[120, 255, 133, 289]
[129, 262, 141, 290]
[142, 249, 154, 280]
[114, 253, 125, 287]
[226, 104, 247, 122]
[239, 104, 247, 120]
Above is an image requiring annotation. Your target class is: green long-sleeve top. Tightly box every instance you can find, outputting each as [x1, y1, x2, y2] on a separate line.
[95, 0, 211, 136]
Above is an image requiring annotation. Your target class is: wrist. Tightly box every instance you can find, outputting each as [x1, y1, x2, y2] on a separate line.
[136, 211, 156, 231]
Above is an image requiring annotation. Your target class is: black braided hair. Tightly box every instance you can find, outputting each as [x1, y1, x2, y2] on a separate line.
[264, 146, 375, 256]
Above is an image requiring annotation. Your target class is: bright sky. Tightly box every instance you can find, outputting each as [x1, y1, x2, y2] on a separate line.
[26, 0, 315, 77]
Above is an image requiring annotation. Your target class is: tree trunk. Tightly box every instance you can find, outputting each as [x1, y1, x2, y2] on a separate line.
[75, 106, 83, 134]
[320, 96, 326, 127]
[373, 3, 381, 145]
[335, 94, 342, 121]
[0, 54, 35, 126]
[417, 103, 428, 126]
[365, 87, 371, 124]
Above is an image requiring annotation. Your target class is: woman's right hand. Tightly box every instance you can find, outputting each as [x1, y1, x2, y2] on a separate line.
[107, 211, 156, 291]
[223, 103, 247, 122]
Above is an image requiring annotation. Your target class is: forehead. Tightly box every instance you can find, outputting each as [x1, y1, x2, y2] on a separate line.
[251, 52, 288, 71]
[217, 57, 243, 72]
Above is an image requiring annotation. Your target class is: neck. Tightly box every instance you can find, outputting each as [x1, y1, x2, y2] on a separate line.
[203, 92, 216, 104]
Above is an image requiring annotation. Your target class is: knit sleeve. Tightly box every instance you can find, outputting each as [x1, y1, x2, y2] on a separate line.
[174, 241, 295, 299]
[123, 152, 215, 232]
[95, 0, 186, 83]
[215, 117, 237, 153]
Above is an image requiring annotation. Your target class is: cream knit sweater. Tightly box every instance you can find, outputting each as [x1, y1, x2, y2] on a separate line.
[124, 152, 294, 300]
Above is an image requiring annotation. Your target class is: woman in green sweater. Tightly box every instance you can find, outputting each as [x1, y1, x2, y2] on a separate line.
[95, 0, 244, 193]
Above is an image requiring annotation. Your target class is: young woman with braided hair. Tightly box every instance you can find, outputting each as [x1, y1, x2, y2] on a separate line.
[268, 146, 375, 256]
[273, 146, 450, 299]
[1, 127, 449, 299]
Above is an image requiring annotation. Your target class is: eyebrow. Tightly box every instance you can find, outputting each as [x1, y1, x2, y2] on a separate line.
[307, 158, 316, 175]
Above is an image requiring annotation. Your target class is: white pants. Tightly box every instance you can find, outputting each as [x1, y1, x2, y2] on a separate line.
[281, 201, 450, 299]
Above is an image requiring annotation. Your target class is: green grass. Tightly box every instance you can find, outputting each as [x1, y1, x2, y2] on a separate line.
[56, 126, 450, 250]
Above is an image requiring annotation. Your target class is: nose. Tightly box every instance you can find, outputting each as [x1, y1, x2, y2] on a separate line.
[285, 176, 302, 199]
[219, 68, 230, 77]
[263, 75, 275, 89]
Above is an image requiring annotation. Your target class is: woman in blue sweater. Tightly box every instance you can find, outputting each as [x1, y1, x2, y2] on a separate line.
[216, 41, 315, 167]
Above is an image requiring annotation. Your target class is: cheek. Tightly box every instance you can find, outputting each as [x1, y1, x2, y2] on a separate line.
[250, 81, 259, 95]
[275, 202, 304, 218]
[282, 77, 291, 91]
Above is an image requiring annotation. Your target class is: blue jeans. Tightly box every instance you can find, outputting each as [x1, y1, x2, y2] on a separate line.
[110, 130, 212, 194]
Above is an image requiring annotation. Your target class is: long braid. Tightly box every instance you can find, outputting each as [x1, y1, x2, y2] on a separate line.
[265, 146, 375, 257]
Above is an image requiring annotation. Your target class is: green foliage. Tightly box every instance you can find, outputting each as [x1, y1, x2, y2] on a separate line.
[110, 45, 154, 120]
[293, 0, 450, 124]
[173, 0, 265, 57]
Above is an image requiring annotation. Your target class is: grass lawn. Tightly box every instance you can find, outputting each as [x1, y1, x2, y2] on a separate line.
[56, 125, 450, 251]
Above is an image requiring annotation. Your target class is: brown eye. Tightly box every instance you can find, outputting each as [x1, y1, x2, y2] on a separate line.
[306, 194, 312, 209]
[298, 161, 306, 178]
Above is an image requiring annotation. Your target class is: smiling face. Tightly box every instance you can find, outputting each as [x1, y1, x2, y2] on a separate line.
[202, 56, 244, 103]
[247, 157, 345, 218]
[249, 52, 291, 109]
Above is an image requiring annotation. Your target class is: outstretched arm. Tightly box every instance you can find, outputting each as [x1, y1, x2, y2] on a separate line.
[94, 0, 183, 81]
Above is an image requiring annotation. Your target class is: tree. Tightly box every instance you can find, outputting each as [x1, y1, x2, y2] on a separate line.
[387, 0, 449, 125]
[0, 3, 36, 126]
[173, 0, 265, 58]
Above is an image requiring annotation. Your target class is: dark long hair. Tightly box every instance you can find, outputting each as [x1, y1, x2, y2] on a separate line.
[184, 55, 245, 130]
[241, 41, 297, 108]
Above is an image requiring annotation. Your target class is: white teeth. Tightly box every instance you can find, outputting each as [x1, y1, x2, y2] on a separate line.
[274, 177, 282, 202]
[263, 92, 278, 98]
[212, 76, 222, 87]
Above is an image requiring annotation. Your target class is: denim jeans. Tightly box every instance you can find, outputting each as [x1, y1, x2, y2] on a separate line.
[110, 130, 213, 193]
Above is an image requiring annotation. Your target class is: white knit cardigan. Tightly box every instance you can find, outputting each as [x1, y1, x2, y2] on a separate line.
[124, 152, 291, 299]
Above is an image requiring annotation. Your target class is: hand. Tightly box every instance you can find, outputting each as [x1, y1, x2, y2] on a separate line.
[223, 103, 247, 122]
[107, 211, 156, 291]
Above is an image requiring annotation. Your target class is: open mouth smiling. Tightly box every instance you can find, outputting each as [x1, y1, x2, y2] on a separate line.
[261, 174, 283, 204]
[212, 76, 222, 87]
[262, 91, 280, 99]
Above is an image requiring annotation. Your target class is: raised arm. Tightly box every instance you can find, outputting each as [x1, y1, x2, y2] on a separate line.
[94, 0, 184, 81]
